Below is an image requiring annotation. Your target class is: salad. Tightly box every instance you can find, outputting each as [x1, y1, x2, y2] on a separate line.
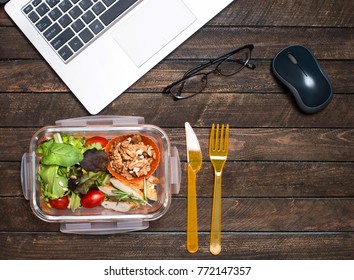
[37, 133, 159, 212]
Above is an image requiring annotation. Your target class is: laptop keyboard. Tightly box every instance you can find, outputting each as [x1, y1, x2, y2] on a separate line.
[22, 0, 139, 62]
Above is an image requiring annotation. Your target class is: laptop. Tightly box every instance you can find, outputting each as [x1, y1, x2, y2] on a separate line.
[3, 0, 233, 114]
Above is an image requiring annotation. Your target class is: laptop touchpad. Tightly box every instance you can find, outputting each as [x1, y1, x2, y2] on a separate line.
[111, 0, 196, 67]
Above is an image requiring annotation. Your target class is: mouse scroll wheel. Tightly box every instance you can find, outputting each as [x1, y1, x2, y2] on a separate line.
[287, 53, 298, 64]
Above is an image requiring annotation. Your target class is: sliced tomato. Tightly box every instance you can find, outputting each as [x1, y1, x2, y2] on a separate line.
[85, 136, 108, 148]
[81, 190, 105, 208]
[48, 196, 69, 210]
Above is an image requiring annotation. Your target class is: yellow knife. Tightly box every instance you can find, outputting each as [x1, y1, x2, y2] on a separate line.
[185, 122, 202, 253]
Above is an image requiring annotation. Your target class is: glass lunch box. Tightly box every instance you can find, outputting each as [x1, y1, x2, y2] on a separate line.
[21, 116, 181, 234]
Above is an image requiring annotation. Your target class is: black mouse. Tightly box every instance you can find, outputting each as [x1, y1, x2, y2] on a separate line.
[272, 44, 333, 114]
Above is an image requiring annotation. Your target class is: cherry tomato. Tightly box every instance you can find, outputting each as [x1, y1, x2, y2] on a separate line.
[81, 190, 105, 208]
[85, 136, 108, 148]
[48, 196, 69, 210]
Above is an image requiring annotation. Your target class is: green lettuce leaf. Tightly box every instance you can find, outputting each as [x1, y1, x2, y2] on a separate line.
[38, 165, 68, 199]
[68, 192, 81, 212]
[41, 143, 84, 167]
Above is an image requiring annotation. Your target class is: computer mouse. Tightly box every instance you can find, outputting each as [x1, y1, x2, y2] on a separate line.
[272, 44, 333, 114]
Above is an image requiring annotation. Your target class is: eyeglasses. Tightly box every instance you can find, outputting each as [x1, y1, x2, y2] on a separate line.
[162, 44, 256, 100]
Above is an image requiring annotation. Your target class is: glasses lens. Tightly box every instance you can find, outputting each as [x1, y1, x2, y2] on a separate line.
[217, 48, 251, 76]
[170, 73, 207, 99]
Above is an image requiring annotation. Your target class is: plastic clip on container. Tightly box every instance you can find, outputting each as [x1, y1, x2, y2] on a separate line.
[21, 116, 181, 234]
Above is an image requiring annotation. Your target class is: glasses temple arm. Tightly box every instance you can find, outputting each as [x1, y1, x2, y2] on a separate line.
[185, 57, 255, 77]
[183, 55, 226, 78]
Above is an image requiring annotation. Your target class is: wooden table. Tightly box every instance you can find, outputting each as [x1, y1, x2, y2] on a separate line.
[1, 0, 354, 259]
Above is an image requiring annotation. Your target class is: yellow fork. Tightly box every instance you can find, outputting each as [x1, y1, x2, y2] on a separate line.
[209, 124, 229, 255]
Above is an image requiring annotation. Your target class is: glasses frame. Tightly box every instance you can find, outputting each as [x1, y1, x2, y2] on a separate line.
[163, 44, 256, 100]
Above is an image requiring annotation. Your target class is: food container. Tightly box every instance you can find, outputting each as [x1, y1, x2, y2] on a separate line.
[21, 116, 181, 234]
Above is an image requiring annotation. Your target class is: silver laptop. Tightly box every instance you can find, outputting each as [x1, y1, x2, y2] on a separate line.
[4, 0, 233, 114]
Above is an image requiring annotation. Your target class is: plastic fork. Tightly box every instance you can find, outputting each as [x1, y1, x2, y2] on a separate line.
[209, 123, 229, 255]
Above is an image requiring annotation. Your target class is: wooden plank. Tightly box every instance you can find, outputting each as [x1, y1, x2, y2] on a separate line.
[0, 60, 67, 92]
[0, 162, 22, 196]
[211, 0, 354, 28]
[1, 0, 354, 28]
[2, 26, 354, 59]
[1, 232, 354, 259]
[1, 128, 354, 162]
[0, 60, 353, 93]
[3, 162, 354, 198]
[2, 92, 354, 128]
[174, 27, 354, 60]
[1, 197, 354, 232]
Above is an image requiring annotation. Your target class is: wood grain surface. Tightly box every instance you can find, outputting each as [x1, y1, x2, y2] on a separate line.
[1, 0, 354, 259]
